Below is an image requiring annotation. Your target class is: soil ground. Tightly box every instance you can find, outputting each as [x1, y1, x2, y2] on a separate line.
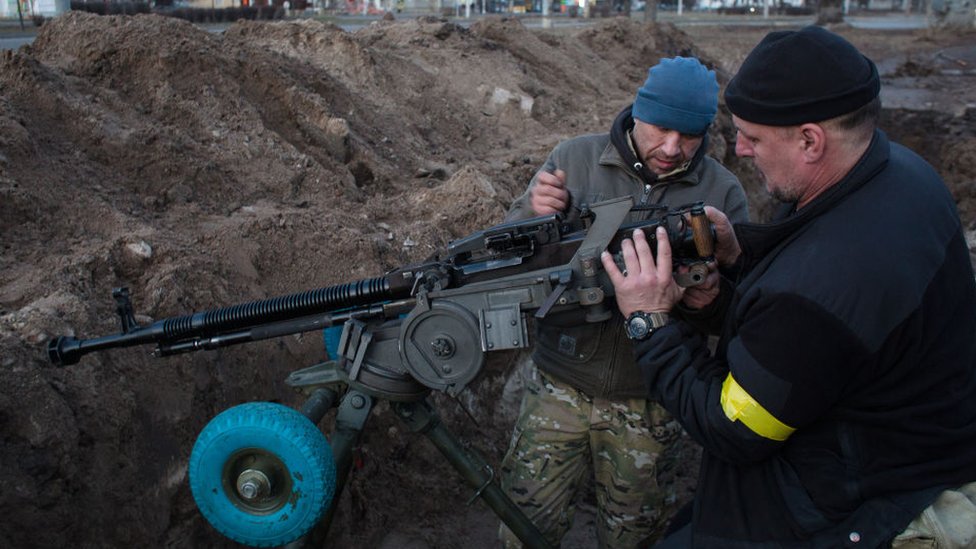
[0, 10, 973, 549]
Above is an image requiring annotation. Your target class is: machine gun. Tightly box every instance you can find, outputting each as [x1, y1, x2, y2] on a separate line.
[47, 197, 715, 548]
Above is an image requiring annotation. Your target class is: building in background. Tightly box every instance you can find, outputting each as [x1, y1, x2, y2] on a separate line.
[2, 0, 972, 28]
[3, 0, 69, 18]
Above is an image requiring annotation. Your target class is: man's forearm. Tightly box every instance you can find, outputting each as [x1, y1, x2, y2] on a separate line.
[634, 322, 782, 464]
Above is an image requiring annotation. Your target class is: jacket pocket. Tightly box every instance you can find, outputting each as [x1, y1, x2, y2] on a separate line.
[535, 312, 607, 364]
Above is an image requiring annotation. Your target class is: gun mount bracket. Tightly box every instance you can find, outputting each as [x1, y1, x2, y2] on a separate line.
[333, 319, 428, 402]
[285, 361, 345, 389]
[480, 305, 528, 352]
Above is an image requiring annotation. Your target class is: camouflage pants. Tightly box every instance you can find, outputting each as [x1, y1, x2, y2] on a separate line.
[891, 481, 976, 548]
[498, 362, 681, 549]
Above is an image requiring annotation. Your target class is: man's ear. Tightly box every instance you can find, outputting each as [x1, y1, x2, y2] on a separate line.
[798, 123, 827, 162]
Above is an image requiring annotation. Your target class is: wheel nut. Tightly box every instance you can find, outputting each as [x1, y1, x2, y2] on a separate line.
[237, 469, 271, 501]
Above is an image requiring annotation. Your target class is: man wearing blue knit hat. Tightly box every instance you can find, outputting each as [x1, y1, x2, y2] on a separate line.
[498, 57, 748, 548]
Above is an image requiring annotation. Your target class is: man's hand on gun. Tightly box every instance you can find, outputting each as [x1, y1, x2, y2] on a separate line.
[602, 207, 742, 316]
[528, 166, 740, 318]
[703, 206, 741, 268]
[530, 169, 569, 215]
[682, 267, 720, 310]
[681, 206, 740, 309]
[601, 227, 684, 318]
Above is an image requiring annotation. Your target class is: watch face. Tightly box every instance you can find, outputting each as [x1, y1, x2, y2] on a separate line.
[627, 316, 649, 340]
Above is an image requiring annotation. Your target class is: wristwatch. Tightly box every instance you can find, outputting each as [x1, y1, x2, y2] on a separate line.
[625, 311, 670, 341]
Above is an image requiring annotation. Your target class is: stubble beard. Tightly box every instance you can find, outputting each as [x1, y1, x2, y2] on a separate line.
[769, 186, 800, 204]
[758, 168, 801, 205]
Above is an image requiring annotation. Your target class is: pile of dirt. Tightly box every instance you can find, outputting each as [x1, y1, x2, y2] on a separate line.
[0, 12, 973, 548]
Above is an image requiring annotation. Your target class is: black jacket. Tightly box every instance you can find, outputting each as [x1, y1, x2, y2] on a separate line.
[637, 130, 976, 547]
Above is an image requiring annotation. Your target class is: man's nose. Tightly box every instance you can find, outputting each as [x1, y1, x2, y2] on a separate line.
[661, 131, 682, 156]
[734, 134, 753, 157]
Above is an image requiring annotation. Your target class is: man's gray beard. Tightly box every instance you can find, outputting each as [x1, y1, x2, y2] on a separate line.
[757, 167, 801, 204]
[769, 187, 800, 204]
[763, 175, 800, 204]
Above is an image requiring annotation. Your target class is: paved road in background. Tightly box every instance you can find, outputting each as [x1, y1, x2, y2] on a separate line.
[1, 34, 32, 49]
[0, 12, 931, 51]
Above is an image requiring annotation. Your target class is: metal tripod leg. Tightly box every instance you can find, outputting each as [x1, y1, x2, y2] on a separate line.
[393, 399, 553, 549]
[294, 388, 374, 549]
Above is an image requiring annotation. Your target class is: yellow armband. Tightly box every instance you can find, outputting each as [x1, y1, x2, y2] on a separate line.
[720, 373, 796, 441]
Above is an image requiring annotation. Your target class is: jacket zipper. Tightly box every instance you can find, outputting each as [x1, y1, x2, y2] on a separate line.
[640, 183, 652, 206]
[597, 181, 648, 396]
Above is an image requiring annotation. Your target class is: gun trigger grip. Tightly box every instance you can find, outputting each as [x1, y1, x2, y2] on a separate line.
[535, 270, 572, 319]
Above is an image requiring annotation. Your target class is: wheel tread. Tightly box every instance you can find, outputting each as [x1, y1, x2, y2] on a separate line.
[189, 402, 336, 547]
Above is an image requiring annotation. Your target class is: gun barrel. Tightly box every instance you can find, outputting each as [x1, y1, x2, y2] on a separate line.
[48, 275, 405, 366]
[159, 276, 395, 340]
[48, 323, 166, 366]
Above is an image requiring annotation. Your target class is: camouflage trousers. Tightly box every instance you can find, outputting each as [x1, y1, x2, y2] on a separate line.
[891, 481, 976, 548]
[498, 362, 681, 549]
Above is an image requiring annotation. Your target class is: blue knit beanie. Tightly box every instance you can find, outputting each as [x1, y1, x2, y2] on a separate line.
[632, 57, 719, 136]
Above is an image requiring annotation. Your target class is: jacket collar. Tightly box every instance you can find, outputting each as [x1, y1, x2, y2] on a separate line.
[734, 129, 890, 271]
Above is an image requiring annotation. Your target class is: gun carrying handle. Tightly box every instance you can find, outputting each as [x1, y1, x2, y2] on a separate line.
[688, 204, 715, 259]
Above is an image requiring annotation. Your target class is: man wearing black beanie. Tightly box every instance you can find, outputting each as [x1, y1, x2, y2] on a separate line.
[601, 26, 976, 548]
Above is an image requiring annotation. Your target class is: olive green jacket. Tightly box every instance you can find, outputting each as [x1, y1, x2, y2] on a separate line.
[505, 132, 748, 399]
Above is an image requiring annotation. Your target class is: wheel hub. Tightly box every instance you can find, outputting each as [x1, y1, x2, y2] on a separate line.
[236, 468, 272, 501]
[221, 448, 293, 514]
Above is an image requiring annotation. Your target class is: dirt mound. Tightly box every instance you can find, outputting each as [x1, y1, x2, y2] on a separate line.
[1, 12, 974, 548]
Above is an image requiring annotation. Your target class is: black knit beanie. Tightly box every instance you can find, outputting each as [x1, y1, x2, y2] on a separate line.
[724, 26, 880, 126]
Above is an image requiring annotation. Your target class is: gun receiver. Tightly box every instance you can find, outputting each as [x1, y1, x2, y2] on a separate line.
[48, 197, 715, 389]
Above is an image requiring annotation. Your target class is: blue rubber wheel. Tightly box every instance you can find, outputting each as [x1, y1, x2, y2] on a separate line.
[189, 402, 337, 547]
